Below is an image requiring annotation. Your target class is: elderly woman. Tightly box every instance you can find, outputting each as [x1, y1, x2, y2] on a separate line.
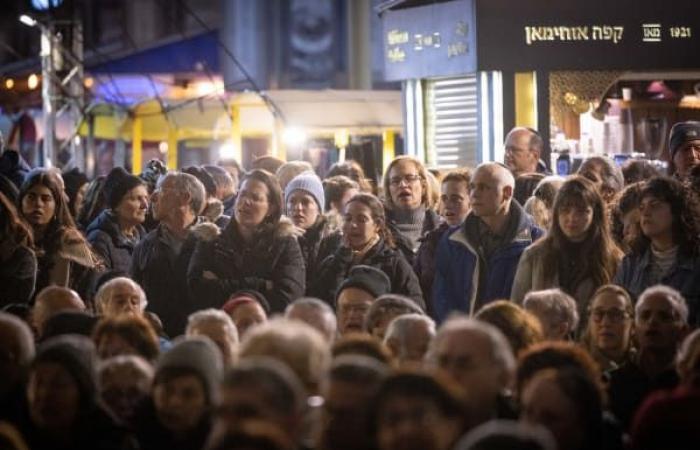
[186, 308, 238, 368]
[523, 288, 579, 341]
[87, 167, 148, 275]
[94, 277, 147, 318]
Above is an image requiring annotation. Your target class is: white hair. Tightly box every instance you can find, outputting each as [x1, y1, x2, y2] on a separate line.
[285, 297, 337, 338]
[636, 285, 689, 324]
[186, 308, 239, 343]
[524, 288, 580, 332]
[384, 313, 436, 348]
[95, 277, 147, 314]
[158, 171, 206, 215]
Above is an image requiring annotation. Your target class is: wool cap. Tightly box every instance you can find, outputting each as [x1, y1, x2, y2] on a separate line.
[669, 121, 700, 160]
[104, 166, 144, 209]
[335, 265, 391, 303]
[155, 336, 224, 404]
[222, 289, 271, 315]
[285, 172, 325, 212]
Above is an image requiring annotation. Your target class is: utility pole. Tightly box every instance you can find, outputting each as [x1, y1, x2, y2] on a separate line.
[39, 21, 58, 167]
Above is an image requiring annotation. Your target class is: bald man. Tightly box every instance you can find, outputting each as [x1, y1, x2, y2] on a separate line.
[432, 163, 543, 321]
[504, 127, 549, 177]
[32, 286, 86, 337]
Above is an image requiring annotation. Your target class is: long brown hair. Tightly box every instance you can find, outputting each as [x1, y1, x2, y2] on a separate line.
[344, 193, 395, 248]
[538, 176, 622, 287]
[0, 191, 33, 251]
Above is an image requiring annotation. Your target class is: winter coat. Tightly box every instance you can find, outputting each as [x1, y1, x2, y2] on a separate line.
[0, 244, 37, 306]
[130, 221, 219, 337]
[187, 218, 306, 313]
[432, 202, 544, 322]
[133, 400, 210, 450]
[201, 198, 230, 229]
[413, 222, 452, 318]
[297, 216, 342, 291]
[310, 238, 425, 309]
[86, 210, 146, 275]
[387, 208, 441, 266]
[0, 149, 30, 191]
[613, 247, 700, 327]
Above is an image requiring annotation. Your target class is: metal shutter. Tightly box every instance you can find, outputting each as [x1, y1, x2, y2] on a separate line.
[425, 76, 479, 169]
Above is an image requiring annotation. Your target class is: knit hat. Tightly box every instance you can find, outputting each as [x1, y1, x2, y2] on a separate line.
[222, 289, 271, 315]
[156, 336, 224, 404]
[33, 335, 98, 408]
[335, 265, 391, 303]
[183, 166, 217, 198]
[104, 166, 144, 209]
[285, 172, 325, 212]
[669, 121, 700, 160]
[62, 168, 88, 202]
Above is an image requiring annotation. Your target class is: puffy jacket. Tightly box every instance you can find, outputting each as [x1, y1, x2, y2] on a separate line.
[297, 216, 342, 292]
[187, 219, 305, 313]
[311, 238, 425, 309]
[432, 203, 543, 323]
[614, 247, 700, 326]
[86, 210, 146, 275]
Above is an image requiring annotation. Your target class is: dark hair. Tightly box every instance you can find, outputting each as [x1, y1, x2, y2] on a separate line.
[610, 182, 644, 251]
[238, 169, 283, 229]
[77, 176, 107, 229]
[622, 159, 661, 185]
[323, 175, 360, 212]
[326, 160, 373, 193]
[344, 193, 395, 248]
[514, 173, 546, 206]
[92, 315, 160, 361]
[631, 176, 700, 257]
[537, 176, 622, 288]
[0, 191, 33, 251]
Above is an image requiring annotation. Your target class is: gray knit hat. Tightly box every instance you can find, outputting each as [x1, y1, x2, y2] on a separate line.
[156, 336, 224, 403]
[285, 171, 325, 212]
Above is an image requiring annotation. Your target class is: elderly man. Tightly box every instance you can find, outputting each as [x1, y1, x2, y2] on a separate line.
[608, 285, 689, 428]
[335, 265, 391, 336]
[285, 297, 338, 342]
[504, 127, 549, 178]
[131, 171, 215, 337]
[523, 288, 579, 340]
[95, 277, 147, 318]
[384, 313, 435, 366]
[425, 317, 516, 425]
[31, 286, 85, 338]
[433, 163, 543, 321]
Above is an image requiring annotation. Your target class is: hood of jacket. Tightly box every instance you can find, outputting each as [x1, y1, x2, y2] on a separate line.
[201, 198, 225, 223]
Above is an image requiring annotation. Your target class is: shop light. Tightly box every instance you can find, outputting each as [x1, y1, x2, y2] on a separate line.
[283, 127, 307, 147]
[5, 78, 14, 89]
[158, 141, 168, 154]
[28, 74, 39, 90]
[218, 142, 237, 160]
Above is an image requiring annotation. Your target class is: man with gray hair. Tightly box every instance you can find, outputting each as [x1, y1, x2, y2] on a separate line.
[608, 284, 689, 428]
[0, 312, 35, 421]
[131, 171, 217, 337]
[95, 277, 147, 318]
[285, 297, 337, 342]
[426, 316, 517, 425]
[186, 308, 239, 367]
[523, 288, 579, 340]
[384, 313, 435, 366]
[433, 163, 544, 321]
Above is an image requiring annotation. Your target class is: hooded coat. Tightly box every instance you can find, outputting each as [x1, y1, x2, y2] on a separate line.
[87, 210, 146, 275]
[187, 218, 306, 313]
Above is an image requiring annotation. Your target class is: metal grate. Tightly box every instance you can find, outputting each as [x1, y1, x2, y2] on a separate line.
[425, 76, 479, 169]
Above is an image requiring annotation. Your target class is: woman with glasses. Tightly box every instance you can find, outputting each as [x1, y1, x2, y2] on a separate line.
[613, 176, 700, 327]
[382, 156, 440, 265]
[581, 284, 636, 373]
[310, 193, 424, 309]
[512, 176, 623, 325]
[187, 170, 305, 314]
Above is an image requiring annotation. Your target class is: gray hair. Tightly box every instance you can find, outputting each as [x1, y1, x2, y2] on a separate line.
[186, 308, 239, 343]
[383, 313, 436, 351]
[0, 312, 35, 367]
[455, 419, 556, 450]
[578, 156, 625, 194]
[285, 297, 337, 338]
[364, 294, 423, 333]
[523, 288, 580, 332]
[95, 277, 147, 314]
[97, 354, 154, 381]
[636, 285, 689, 324]
[427, 317, 516, 375]
[203, 165, 236, 196]
[158, 171, 206, 215]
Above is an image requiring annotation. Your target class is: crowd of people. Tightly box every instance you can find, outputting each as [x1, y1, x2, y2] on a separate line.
[1, 121, 700, 450]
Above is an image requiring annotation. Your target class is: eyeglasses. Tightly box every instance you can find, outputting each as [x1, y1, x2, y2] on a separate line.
[389, 174, 421, 186]
[590, 308, 630, 323]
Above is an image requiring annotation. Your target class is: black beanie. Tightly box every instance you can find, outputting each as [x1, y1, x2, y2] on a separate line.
[104, 166, 144, 209]
[62, 168, 88, 201]
[335, 265, 391, 305]
[183, 166, 217, 197]
[669, 121, 700, 160]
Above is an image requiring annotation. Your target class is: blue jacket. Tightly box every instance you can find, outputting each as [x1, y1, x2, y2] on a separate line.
[432, 202, 543, 323]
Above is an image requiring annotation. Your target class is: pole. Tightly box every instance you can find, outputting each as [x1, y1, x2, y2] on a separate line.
[40, 23, 57, 167]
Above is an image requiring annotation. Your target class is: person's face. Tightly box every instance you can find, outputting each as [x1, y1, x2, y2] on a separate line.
[588, 292, 633, 356]
[636, 293, 686, 352]
[74, 183, 88, 216]
[673, 140, 700, 178]
[469, 169, 508, 219]
[334, 188, 359, 213]
[152, 177, 182, 221]
[342, 201, 380, 250]
[639, 195, 673, 241]
[524, 304, 566, 341]
[287, 190, 320, 230]
[622, 209, 640, 245]
[520, 372, 585, 450]
[22, 185, 56, 227]
[388, 160, 424, 210]
[230, 303, 267, 339]
[27, 362, 80, 431]
[114, 185, 149, 226]
[504, 131, 537, 176]
[235, 179, 271, 230]
[430, 329, 505, 408]
[153, 374, 207, 434]
[376, 394, 462, 450]
[557, 202, 594, 242]
[103, 283, 143, 317]
[286, 306, 335, 341]
[215, 385, 297, 439]
[441, 180, 470, 226]
[97, 333, 140, 359]
[189, 322, 237, 367]
[396, 322, 433, 365]
[320, 379, 375, 450]
[100, 365, 151, 424]
[337, 288, 374, 334]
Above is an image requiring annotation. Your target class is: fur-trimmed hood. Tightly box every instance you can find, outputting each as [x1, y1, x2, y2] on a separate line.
[202, 198, 225, 223]
[193, 216, 300, 244]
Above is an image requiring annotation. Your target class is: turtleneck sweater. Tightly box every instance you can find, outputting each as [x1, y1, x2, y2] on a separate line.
[389, 206, 425, 251]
